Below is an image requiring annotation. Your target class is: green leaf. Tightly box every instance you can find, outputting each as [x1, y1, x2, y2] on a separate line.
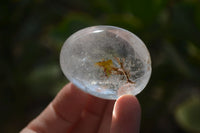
[175, 96, 200, 132]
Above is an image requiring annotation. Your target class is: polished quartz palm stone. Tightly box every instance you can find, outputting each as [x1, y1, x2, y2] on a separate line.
[60, 25, 151, 100]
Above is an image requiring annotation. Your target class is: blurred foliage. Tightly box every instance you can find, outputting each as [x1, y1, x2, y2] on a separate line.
[175, 96, 200, 132]
[0, 0, 200, 132]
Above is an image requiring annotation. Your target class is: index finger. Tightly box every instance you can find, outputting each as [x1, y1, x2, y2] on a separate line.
[21, 83, 89, 133]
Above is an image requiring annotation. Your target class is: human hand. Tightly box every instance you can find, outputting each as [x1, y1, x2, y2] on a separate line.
[21, 83, 141, 133]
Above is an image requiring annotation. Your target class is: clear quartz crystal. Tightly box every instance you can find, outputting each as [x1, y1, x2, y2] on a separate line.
[60, 25, 151, 100]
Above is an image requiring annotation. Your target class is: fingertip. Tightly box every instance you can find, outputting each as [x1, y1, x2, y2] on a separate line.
[113, 95, 141, 121]
[115, 95, 141, 113]
[111, 95, 141, 133]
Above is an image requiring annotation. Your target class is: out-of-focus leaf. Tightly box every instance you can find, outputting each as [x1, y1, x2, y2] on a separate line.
[41, 13, 96, 54]
[105, 13, 143, 31]
[109, 0, 167, 25]
[50, 13, 95, 41]
[175, 96, 200, 132]
[27, 64, 62, 95]
[163, 42, 191, 77]
[187, 42, 200, 62]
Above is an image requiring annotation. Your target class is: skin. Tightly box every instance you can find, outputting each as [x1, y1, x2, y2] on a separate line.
[20, 83, 141, 133]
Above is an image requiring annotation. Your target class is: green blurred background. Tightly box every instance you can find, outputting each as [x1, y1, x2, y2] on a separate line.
[1, 0, 200, 132]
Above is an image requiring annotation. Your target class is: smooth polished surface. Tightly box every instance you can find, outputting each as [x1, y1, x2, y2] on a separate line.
[60, 26, 151, 99]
